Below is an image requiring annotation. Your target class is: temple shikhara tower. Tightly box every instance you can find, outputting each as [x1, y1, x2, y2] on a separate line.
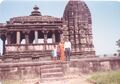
[63, 1, 95, 56]
[0, 0, 95, 62]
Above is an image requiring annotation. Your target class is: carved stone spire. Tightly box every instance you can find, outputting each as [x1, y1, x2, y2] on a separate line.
[63, 0, 95, 56]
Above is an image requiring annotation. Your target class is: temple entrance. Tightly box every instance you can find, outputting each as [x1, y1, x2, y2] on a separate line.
[47, 31, 53, 43]
[55, 30, 60, 43]
[38, 31, 44, 43]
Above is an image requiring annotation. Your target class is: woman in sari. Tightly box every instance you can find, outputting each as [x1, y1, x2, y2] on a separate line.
[59, 41, 65, 61]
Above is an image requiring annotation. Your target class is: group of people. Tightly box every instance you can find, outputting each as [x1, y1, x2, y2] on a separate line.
[52, 39, 71, 61]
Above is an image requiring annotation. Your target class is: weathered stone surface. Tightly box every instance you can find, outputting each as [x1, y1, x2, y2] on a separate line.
[68, 57, 120, 73]
[63, 0, 95, 56]
[0, 57, 120, 80]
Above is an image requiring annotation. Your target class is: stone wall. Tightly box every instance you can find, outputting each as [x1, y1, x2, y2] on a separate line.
[0, 61, 66, 80]
[0, 57, 120, 80]
[68, 57, 120, 74]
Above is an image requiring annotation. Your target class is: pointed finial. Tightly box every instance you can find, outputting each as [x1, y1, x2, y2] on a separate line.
[30, 5, 42, 16]
[33, 5, 39, 11]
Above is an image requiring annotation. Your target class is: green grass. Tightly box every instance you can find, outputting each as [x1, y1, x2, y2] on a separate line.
[1, 79, 22, 84]
[89, 70, 120, 84]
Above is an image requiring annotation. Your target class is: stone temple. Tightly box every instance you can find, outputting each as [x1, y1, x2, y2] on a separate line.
[0, 0, 95, 61]
[0, 0, 120, 82]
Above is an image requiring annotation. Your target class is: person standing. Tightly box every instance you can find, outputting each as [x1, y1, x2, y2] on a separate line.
[64, 39, 71, 61]
[59, 41, 65, 61]
[52, 45, 58, 61]
[57, 45, 60, 60]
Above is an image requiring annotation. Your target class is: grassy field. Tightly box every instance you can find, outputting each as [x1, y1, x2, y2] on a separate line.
[1, 80, 22, 84]
[89, 70, 120, 84]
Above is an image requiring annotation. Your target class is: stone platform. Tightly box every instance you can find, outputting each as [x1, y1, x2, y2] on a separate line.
[0, 57, 120, 81]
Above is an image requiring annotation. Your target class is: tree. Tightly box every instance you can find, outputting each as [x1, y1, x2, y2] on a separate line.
[116, 39, 120, 56]
[116, 39, 120, 48]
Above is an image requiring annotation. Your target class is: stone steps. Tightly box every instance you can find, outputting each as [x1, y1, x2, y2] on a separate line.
[41, 72, 63, 78]
[41, 77, 64, 81]
[40, 62, 64, 80]
[41, 68, 62, 73]
[40, 64, 62, 69]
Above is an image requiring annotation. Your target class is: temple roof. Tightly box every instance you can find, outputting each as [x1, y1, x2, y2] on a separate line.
[9, 16, 61, 24]
[8, 6, 62, 24]
[0, 23, 6, 27]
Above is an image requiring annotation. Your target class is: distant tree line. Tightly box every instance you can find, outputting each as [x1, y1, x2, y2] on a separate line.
[116, 39, 120, 56]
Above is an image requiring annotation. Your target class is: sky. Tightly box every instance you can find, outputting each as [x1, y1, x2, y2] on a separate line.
[0, 0, 120, 55]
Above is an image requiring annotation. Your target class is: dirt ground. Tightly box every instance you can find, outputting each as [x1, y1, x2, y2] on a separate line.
[23, 74, 91, 84]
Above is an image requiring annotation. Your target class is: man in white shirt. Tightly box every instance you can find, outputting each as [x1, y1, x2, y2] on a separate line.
[64, 39, 71, 61]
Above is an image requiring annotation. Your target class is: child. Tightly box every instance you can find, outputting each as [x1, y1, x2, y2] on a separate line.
[52, 45, 57, 61]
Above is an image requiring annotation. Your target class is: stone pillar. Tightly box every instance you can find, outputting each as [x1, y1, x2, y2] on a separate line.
[3, 38, 6, 55]
[25, 33, 29, 44]
[44, 33, 47, 44]
[60, 33, 63, 41]
[59, 31, 63, 41]
[42, 29, 48, 44]
[43, 29, 48, 50]
[16, 31, 20, 44]
[35, 31, 38, 44]
[7, 33, 11, 45]
[1, 34, 6, 55]
[52, 31, 55, 43]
